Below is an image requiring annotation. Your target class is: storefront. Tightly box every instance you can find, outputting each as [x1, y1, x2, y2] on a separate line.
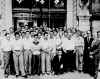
[12, 0, 67, 31]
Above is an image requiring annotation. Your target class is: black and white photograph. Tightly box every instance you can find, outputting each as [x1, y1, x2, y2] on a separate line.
[0, 0, 100, 79]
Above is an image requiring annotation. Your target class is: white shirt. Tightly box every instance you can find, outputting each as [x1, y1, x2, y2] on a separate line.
[31, 40, 41, 55]
[73, 36, 84, 47]
[49, 38, 57, 54]
[12, 39, 23, 50]
[40, 39, 50, 52]
[55, 37, 62, 49]
[1, 38, 12, 51]
[23, 37, 33, 50]
[62, 37, 75, 50]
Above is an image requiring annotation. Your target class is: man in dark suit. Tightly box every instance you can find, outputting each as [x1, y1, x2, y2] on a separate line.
[83, 31, 94, 73]
[52, 49, 64, 75]
[91, 31, 100, 79]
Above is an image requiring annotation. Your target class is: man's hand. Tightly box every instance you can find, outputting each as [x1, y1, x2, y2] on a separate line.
[60, 64, 63, 69]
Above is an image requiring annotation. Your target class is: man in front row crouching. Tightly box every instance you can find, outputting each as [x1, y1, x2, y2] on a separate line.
[12, 32, 26, 78]
[52, 48, 64, 75]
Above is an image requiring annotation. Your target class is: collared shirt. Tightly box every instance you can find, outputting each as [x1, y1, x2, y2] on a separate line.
[73, 36, 84, 47]
[54, 37, 62, 49]
[12, 39, 23, 50]
[1, 38, 12, 51]
[49, 38, 57, 53]
[23, 37, 33, 50]
[40, 39, 50, 52]
[62, 37, 75, 50]
[31, 40, 41, 55]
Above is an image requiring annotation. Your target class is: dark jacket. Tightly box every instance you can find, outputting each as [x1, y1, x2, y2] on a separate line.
[91, 39, 100, 58]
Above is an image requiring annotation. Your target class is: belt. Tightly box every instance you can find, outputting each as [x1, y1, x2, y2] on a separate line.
[13, 50, 21, 52]
[66, 50, 74, 52]
[3, 51, 11, 52]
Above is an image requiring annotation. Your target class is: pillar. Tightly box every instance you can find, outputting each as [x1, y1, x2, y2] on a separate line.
[5, 0, 13, 30]
[73, 0, 78, 28]
[0, 0, 12, 31]
[77, 0, 91, 32]
[67, 0, 73, 28]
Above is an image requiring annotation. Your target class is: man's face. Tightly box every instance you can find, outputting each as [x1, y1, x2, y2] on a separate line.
[15, 34, 20, 40]
[97, 32, 100, 39]
[6, 34, 10, 40]
[2, 30, 7, 36]
[21, 32, 26, 38]
[44, 34, 48, 40]
[87, 31, 91, 38]
[64, 32, 68, 37]
[26, 32, 30, 38]
[31, 32, 34, 38]
[9, 28, 14, 33]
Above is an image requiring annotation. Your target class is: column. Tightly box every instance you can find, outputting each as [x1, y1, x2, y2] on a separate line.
[0, 0, 12, 31]
[67, 0, 73, 28]
[5, 0, 13, 30]
[73, 0, 78, 28]
[77, 0, 91, 32]
[0, 0, 6, 31]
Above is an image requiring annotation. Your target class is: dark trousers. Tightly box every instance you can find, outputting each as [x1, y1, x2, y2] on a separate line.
[93, 56, 100, 79]
[63, 50, 75, 72]
[52, 55, 64, 75]
[32, 55, 41, 75]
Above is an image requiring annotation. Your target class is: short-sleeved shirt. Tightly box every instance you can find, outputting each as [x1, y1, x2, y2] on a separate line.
[23, 37, 33, 50]
[31, 40, 41, 55]
[12, 39, 23, 50]
[1, 38, 12, 51]
[62, 37, 75, 50]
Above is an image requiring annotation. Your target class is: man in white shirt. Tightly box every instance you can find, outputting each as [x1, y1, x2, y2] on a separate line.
[12, 32, 26, 78]
[62, 32, 75, 72]
[31, 34, 41, 75]
[73, 32, 84, 71]
[40, 33, 51, 74]
[1, 33, 12, 78]
[23, 31, 32, 75]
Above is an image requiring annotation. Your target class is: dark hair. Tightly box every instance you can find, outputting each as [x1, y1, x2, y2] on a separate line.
[5, 33, 9, 36]
[15, 32, 20, 36]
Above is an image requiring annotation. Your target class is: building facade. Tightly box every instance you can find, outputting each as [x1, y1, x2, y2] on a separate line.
[0, 0, 100, 34]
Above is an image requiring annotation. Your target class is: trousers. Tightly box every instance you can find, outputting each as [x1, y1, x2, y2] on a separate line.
[24, 50, 32, 74]
[75, 46, 83, 71]
[41, 51, 51, 73]
[3, 51, 11, 75]
[13, 51, 25, 76]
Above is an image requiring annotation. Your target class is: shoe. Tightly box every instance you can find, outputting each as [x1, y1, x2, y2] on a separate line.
[15, 74, 19, 78]
[22, 75, 27, 78]
[4, 74, 8, 78]
[46, 72, 51, 75]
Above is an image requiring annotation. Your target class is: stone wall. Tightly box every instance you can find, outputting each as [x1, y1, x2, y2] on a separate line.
[0, 0, 12, 31]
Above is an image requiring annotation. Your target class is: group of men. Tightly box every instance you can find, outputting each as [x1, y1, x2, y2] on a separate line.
[0, 26, 100, 79]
